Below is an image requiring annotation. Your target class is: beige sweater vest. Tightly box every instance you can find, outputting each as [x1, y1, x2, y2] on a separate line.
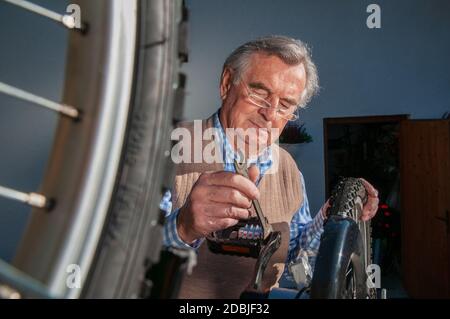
[172, 115, 303, 298]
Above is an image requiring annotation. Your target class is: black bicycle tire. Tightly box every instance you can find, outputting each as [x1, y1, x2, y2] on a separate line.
[9, 0, 186, 299]
[310, 178, 373, 299]
[81, 0, 187, 298]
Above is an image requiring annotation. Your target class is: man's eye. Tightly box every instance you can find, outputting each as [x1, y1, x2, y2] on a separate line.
[251, 89, 269, 98]
[279, 102, 293, 111]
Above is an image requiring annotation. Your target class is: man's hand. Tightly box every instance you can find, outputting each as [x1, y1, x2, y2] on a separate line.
[177, 166, 260, 244]
[321, 178, 379, 221]
[359, 178, 379, 221]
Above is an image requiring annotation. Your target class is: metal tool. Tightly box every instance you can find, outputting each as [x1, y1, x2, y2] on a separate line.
[205, 157, 284, 295]
[233, 159, 273, 239]
[206, 158, 275, 258]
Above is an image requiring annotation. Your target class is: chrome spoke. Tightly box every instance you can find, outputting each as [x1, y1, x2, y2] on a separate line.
[0, 259, 55, 298]
[0, 81, 80, 119]
[345, 266, 353, 278]
[0, 284, 21, 299]
[0, 185, 48, 209]
[2, 0, 79, 30]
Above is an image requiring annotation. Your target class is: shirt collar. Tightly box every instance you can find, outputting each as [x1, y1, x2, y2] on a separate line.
[212, 110, 273, 168]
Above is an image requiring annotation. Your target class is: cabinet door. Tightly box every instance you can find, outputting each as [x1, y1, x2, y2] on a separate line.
[400, 120, 450, 298]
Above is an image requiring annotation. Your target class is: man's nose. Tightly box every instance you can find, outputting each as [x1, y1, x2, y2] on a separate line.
[259, 96, 279, 121]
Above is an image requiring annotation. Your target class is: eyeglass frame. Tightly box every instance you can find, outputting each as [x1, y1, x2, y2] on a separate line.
[238, 77, 300, 121]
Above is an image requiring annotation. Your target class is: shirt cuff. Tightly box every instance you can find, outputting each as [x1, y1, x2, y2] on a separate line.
[163, 208, 204, 250]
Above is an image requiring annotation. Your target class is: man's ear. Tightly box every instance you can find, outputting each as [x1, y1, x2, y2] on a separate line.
[219, 68, 233, 100]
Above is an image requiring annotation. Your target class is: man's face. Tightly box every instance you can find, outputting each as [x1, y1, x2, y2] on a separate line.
[219, 53, 307, 154]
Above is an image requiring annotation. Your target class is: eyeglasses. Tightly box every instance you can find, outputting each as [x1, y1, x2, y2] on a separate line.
[240, 79, 299, 121]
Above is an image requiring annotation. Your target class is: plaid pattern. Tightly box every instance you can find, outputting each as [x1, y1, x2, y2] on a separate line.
[161, 111, 325, 281]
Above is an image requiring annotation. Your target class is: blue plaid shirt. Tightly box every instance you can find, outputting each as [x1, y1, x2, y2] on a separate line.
[160, 111, 325, 283]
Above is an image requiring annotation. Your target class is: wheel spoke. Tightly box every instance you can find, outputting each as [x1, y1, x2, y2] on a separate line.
[0, 81, 80, 119]
[2, 0, 79, 30]
[345, 266, 352, 278]
[0, 258, 55, 298]
[0, 185, 48, 208]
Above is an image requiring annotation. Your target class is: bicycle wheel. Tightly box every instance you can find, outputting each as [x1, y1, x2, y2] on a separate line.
[310, 178, 375, 299]
[11, 0, 187, 298]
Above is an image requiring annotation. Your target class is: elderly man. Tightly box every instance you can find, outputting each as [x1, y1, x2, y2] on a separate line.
[160, 35, 379, 298]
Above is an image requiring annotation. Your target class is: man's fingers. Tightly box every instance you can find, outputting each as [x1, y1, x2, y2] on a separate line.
[369, 197, 379, 215]
[360, 178, 378, 198]
[203, 171, 260, 200]
[361, 215, 370, 222]
[211, 204, 250, 220]
[216, 218, 240, 230]
[361, 196, 379, 221]
[354, 178, 379, 222]
[248, 165, 260, 184]
[205, 185, 252, 208]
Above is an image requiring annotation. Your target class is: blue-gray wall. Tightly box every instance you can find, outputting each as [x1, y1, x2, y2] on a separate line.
[0, 0, 68, 260]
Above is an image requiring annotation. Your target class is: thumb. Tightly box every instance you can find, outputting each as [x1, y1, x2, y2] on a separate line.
[248, 165, 260, 184]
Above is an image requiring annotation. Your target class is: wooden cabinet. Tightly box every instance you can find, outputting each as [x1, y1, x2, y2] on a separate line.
[400, 119, 450, 298]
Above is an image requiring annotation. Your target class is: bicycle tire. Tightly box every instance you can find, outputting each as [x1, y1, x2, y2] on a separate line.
[13, 0, 187, 299]
[310, 177, 374, 299]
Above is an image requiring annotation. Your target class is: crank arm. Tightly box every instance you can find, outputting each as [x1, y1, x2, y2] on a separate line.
[247, 231, 281, 292]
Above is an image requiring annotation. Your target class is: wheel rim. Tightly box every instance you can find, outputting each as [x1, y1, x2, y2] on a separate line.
[12, 0, 138, 299]
[346, 263, 358, 299]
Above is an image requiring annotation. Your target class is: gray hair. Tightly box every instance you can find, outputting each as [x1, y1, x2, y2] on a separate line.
[223, 35, 319, 108]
